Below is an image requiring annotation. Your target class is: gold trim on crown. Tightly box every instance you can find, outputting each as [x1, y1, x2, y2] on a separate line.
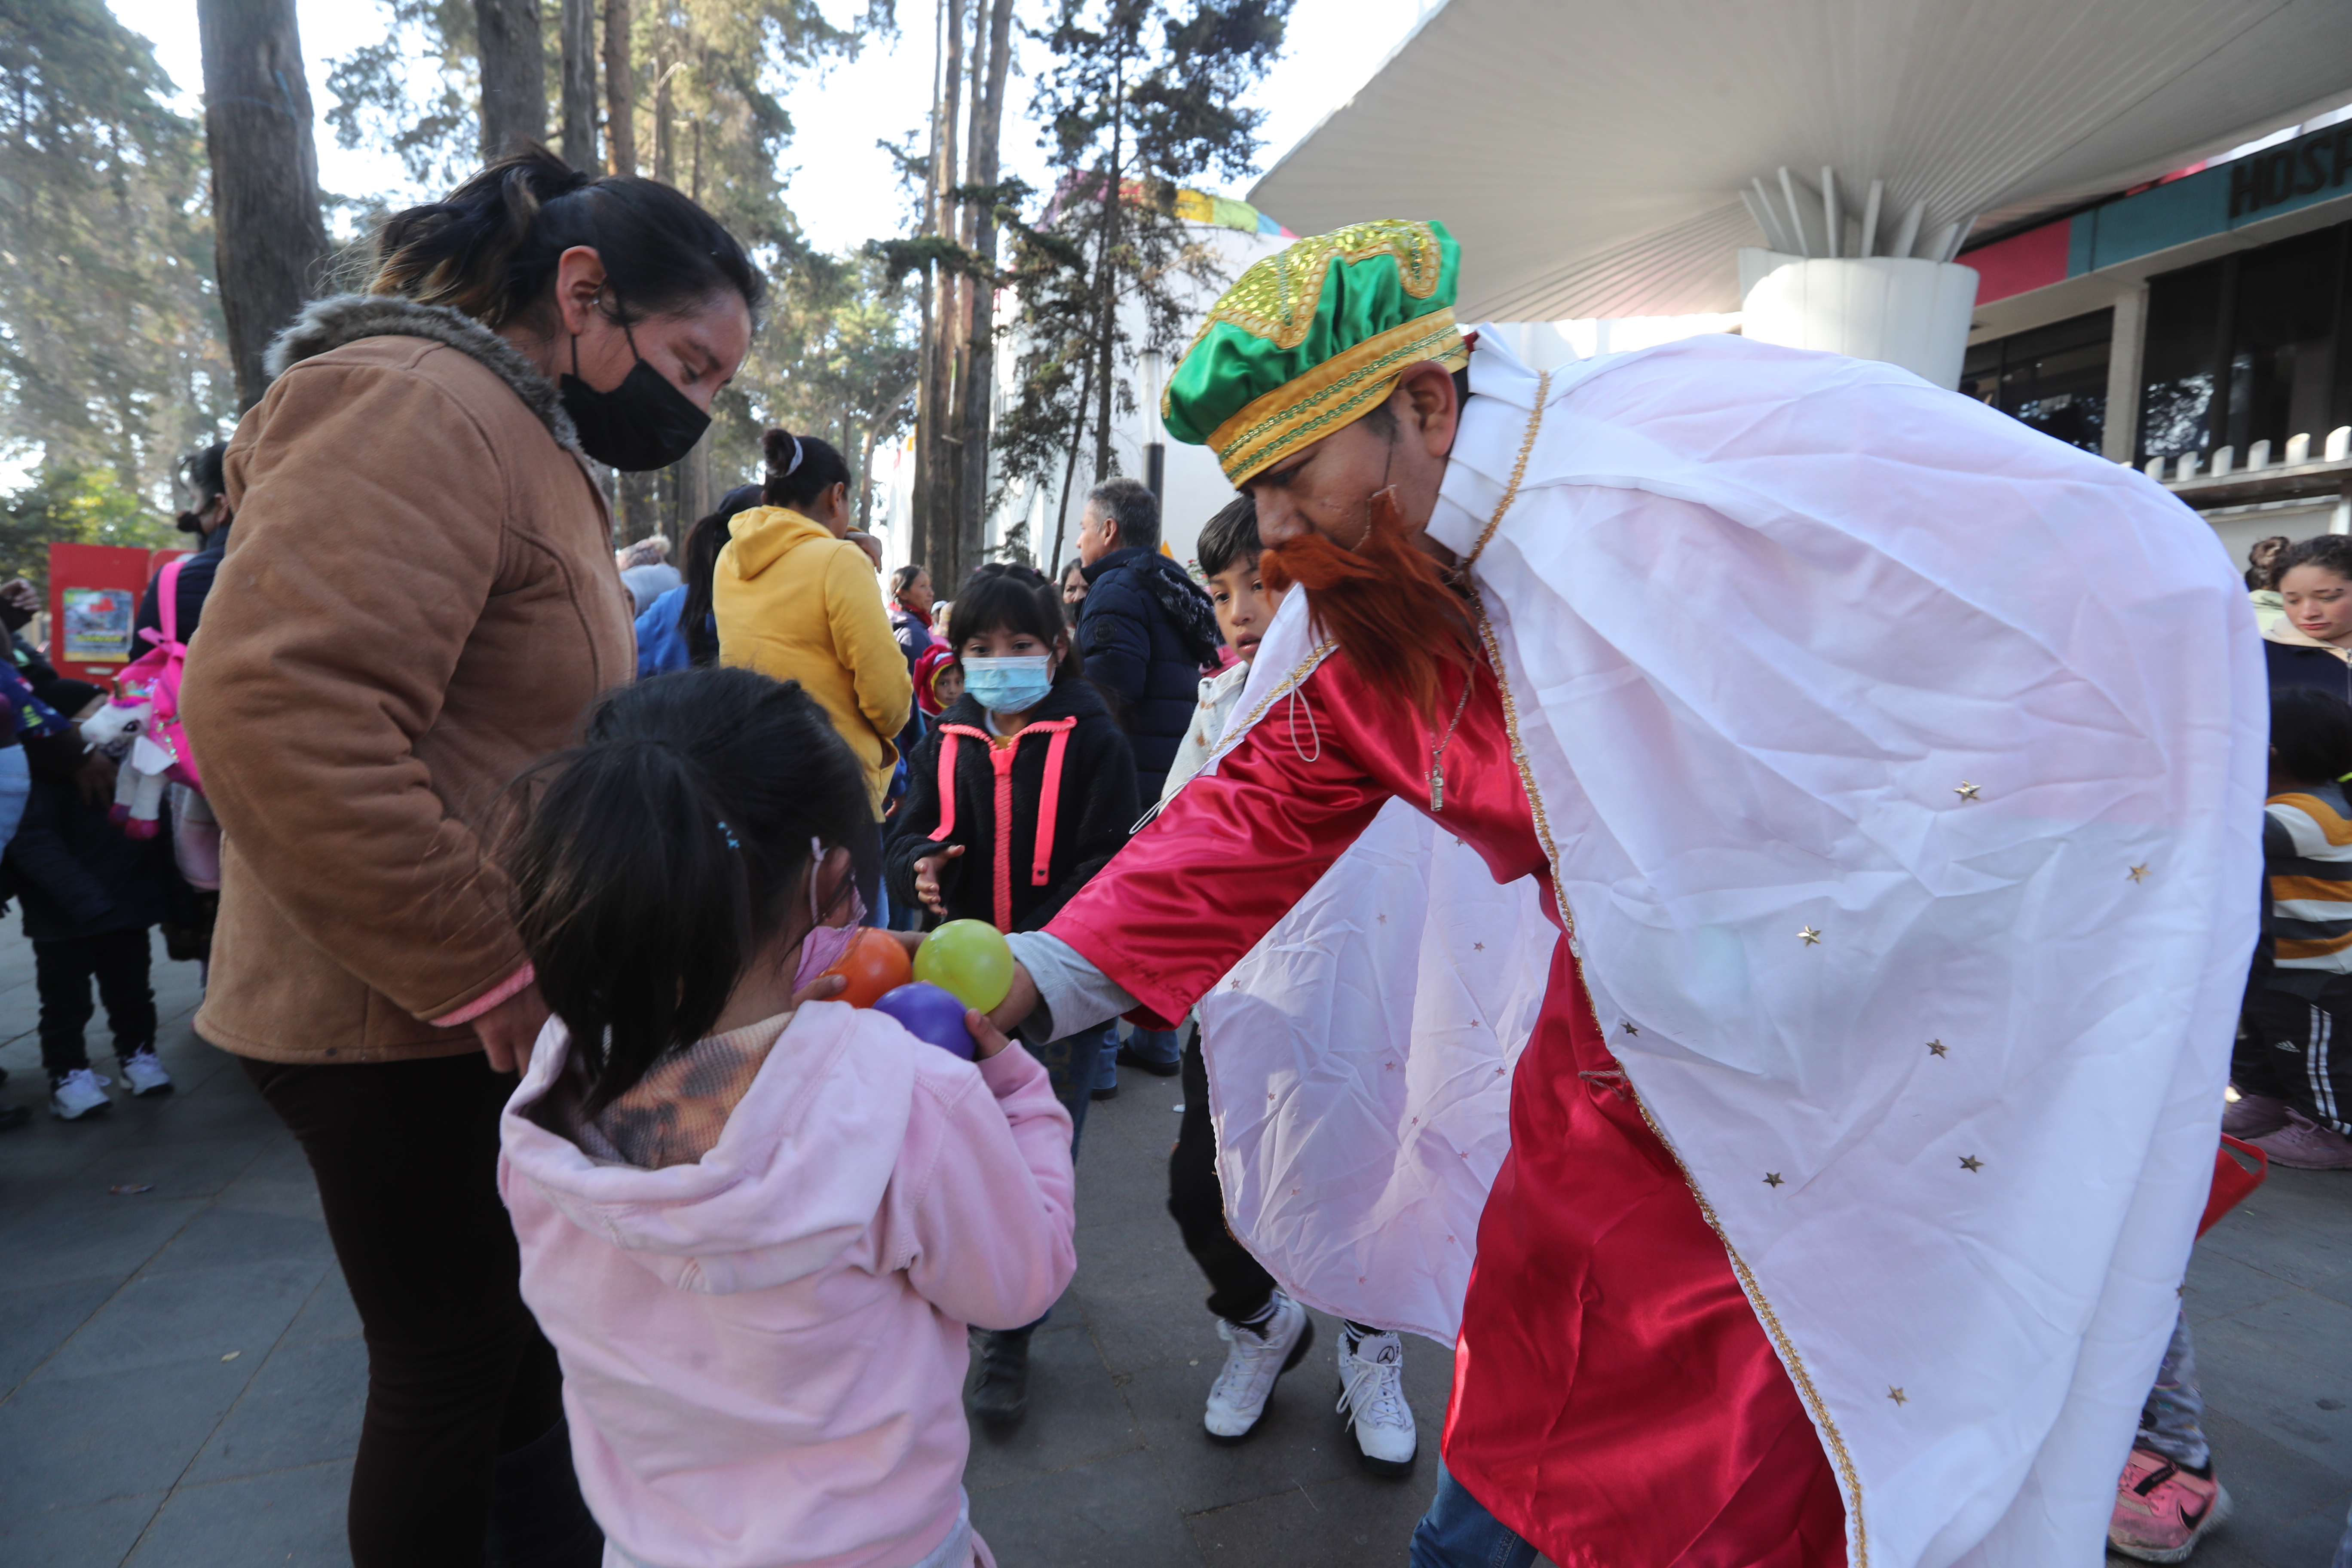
[1207, 310, 1467, 483]
[1197, 220, 1449, 353]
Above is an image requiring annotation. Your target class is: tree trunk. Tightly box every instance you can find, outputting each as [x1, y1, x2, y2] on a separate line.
[652, 55, 674, 183]
[1048, 348, 1093, 574]
[560, 0, 598, 169]
[1090, 50, 1126, 481]
[910, 0, 946, 579]
[603, 0, 635, 175]
[473, 0, 546, 159]
[858, 422, 881, 533]
[927, 0, 966, 588]
[672, 432, 711, 545]
[197, 0, 330, 411]
[954, 0, 1013, 578]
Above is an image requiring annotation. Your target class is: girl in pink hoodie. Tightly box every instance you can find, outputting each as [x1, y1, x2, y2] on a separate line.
[496, 668, 1077, 1568]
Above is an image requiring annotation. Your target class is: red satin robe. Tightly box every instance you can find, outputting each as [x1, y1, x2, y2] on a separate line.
[1047, 646, 1848, 1566]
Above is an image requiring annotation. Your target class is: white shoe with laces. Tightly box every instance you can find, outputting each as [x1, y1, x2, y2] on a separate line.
[120, 1049, 173, 1097]
[1337, 1326, 1418, 1475]
[49, 1068, 113, 1120]
[1203, 1290, 1313, 1443]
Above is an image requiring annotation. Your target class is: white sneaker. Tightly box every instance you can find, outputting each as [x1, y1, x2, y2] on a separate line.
[1338, 1327, 1418, 1475]
[1203, 1290, 1313, 1443]
[49, 1069, 113, 1120]
[119, 1049, 173, 1096]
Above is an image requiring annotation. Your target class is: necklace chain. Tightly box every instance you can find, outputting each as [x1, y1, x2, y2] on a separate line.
[1428, 668, 1474, 812]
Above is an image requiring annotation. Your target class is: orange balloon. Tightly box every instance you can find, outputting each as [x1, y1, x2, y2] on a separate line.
[822, 927, 914, 1008]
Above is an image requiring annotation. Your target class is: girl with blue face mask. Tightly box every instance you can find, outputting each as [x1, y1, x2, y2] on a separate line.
[891, 564, 1139, 962]
[885, 562, 1140, 1424]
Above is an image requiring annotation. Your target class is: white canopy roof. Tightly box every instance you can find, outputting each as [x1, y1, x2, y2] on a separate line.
[1249, 0, 2352, 320]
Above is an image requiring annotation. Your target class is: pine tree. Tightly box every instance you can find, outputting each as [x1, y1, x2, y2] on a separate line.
[995, 0, 1289, 569]
[0, 0, 233, 496]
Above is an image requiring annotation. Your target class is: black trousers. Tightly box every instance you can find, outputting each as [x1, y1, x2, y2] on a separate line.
[2241, 979, 2352, 1136]
[35, 927, 154, 1075]
[243, 1051, 594, 1568]
[1168, 1030, 1279, 1322]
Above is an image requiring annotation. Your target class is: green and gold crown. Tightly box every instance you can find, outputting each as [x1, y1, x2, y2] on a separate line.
[1163, 219, 1467, 484]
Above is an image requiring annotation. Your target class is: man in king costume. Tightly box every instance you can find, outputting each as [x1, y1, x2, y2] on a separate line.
[990, 219, 2264, 1566]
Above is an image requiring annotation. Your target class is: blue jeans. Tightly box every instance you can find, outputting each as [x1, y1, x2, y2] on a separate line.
[2136, 1310, 2207, 1469]
[1410, 1462, 1535, 1568]
[1100, 1024, 1179, 1091]
[1028, 1026, 1103, 1156]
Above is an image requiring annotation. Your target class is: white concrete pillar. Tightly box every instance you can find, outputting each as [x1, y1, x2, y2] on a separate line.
[2102, 282, 2148, 465]
[1736, 250, 1980, 389]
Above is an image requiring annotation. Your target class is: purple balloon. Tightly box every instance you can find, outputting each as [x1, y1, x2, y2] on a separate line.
[873, 982, 976, 1060]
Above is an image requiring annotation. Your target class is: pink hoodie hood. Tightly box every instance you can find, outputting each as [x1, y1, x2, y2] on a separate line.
[499, 1001, 1075, 1568]
[502, 999, 916, 1295]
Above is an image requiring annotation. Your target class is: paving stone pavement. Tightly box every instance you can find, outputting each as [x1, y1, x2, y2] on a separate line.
[0, 923, 2346, 1565]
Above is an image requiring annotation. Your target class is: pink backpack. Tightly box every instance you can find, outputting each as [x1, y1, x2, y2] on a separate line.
[119, 557, 202, 793]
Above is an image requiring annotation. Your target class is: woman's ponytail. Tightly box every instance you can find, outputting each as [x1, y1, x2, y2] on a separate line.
[502, 667, 870, 1113]
[370, 142, 764, 331]
[761, 427, 851, 513]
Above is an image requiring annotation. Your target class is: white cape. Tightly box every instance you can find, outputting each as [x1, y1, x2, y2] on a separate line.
[1193, 778, 1551, 1343]
[1194, 331, 2263, 1568]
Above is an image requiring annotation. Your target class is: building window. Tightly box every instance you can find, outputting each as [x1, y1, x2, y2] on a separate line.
[2138, 220, 2352, 465]
[1962, 309, 2112, 454]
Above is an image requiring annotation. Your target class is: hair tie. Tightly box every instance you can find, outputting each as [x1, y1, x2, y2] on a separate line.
[717, 820, 741, 851]
[786, 436, 804, 477]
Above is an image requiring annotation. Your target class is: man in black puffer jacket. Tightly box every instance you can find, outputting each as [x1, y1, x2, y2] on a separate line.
[1073, 477, 1222, 804]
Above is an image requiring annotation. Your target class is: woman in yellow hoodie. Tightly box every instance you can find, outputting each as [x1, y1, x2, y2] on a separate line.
[715, 428, 912, 911]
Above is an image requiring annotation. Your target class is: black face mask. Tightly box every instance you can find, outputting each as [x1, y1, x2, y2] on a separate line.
[558, 322, 710, 472]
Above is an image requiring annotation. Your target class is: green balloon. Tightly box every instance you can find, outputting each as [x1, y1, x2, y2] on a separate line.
[914, 919, 1014, 1012]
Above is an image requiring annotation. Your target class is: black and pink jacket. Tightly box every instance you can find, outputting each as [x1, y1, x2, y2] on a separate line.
[884, 678, 1138, 933]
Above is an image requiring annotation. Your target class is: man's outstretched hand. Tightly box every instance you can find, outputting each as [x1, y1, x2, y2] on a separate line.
[987, 962, 1039, 1036]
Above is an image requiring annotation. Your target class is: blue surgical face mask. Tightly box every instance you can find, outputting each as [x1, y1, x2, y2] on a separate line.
[961, 655, 1054, 716]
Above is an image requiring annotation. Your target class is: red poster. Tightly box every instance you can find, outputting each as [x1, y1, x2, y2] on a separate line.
[48, 542, 157, 687]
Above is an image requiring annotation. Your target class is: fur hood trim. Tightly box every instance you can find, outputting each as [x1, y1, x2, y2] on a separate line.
[265, 294, 578, 451]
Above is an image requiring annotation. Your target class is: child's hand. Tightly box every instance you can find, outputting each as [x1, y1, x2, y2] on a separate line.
[73, 750, 117, 807]
[791, 971, 848, 1007]
[913, 843, 964, 914]
[965, 1006, 1014, 1060]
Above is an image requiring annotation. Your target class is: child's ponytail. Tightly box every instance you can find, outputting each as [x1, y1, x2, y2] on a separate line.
[503, 667, 870, 1113]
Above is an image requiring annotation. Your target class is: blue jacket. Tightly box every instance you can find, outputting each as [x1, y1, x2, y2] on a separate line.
[635, 585, 709, 678]
[2266, 636, 2352, 700]
[1076, 547, 1220, 801]
[5, 773, 169, 942]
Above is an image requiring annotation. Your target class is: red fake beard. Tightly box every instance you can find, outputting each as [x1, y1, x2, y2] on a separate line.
[1259, 486, 1477, 718]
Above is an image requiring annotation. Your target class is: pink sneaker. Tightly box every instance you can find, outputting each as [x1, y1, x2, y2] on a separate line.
[2221, 1090, 2289, 1139]
[2247, 1106, 2352, 1170]
[2110, 1447, 2230, 1562]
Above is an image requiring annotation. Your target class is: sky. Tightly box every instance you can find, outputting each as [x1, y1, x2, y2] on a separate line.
[105, 0, 1437, 253]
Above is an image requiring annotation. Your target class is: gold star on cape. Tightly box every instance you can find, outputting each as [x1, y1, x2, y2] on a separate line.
[1621, 1020, 1639, 1036]
[1959, 1155, 1984, 1172]
[1927, 1040, 1948, 1057]
[2128, 864, 2150, 882]
[1798, 925, 1822, 946]
[1887, 1386, 1908, 1406]
[1763, 1171, 1784, 1187]
[1953, 781, 1981, 800]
